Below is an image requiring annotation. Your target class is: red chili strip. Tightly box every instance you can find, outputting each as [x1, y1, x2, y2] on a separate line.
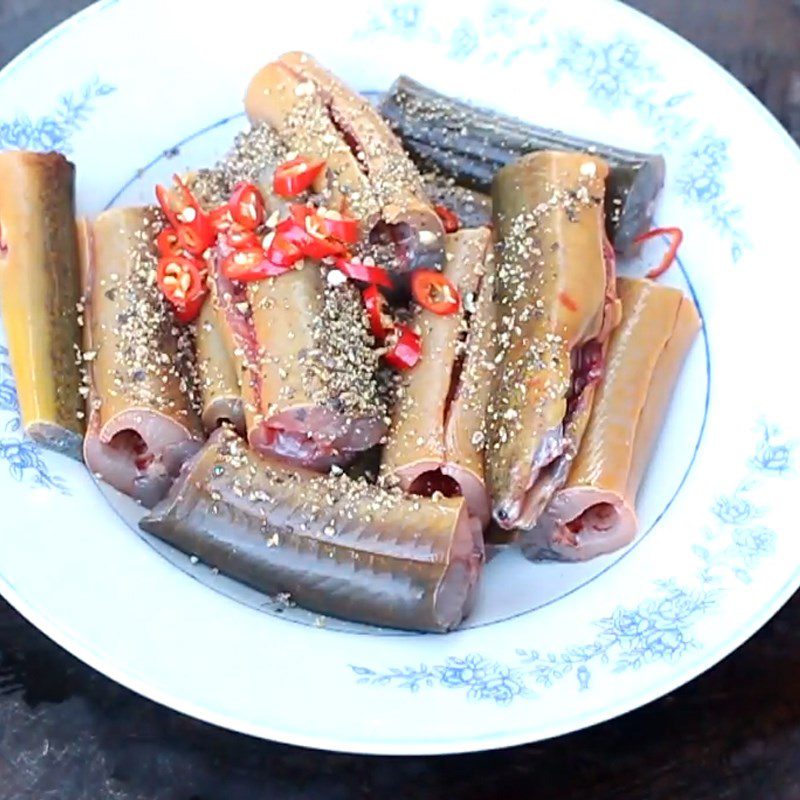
[635, 226, 684, 279]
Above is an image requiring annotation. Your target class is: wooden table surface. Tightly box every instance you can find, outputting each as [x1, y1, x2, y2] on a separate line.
[1, 2, 799, 799]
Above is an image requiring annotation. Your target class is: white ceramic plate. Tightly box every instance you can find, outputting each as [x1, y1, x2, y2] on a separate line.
[1, 0, 798, 755]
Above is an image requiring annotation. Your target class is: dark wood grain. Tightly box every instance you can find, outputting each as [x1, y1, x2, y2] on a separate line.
[630, 0, 800, 141]
[1, 2, 799, 799]
[0, 0, 87, 67]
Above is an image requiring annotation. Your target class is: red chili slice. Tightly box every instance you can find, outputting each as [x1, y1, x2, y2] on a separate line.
[229, 182, 266, 230]
[156, 254, 204, 302]
[303, 236, 346, 261]
[335, 258, 393, 289]
[155, 175, 216, 254]
[273, 218, 308, 250]
[221, 247, 292, 282]
[411, 269, 461, 315]
[315, 208, 360, 244]
[384, 323, 421, 370]
[277, 207, 347, 260]
[210, 205, 234, 232]
[434, 204, 460, 233]
[273, 156, 326, 197]
[155, 226, 181, 257]
[288, 203, 314, 226]
[172, 289, 208, 323]
[155, 184, 180, 229]
[222, 224, 260, 250]
[176, 223, 214, 256]
[156, 255, 208, 322]
[362, 284, 394, 340]
[264, 232, 304, 267]
[635, 226, 684, 279]
[170, 175, 204, 225]
[257, 260, 295, 279]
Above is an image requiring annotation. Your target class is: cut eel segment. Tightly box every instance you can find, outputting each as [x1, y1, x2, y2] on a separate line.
[246, 262, 386, 469]
[488, 151, 620, 531]
[140, 430, 484, 633]
[381, 228, 495, 531]
[244, 52, 445, 278]
[208, 238, 386, 472]
[378, 75, 666, 254]
[197, 124, 387, 470]
[0, 151, 84, 458]
[521, 278, 700, 561]
[80, 207, 203, 507]
[196, 301, 245, 435]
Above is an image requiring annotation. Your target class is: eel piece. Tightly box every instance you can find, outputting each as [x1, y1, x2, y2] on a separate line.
[196, 300, 245, 435]
[0, 151, 84, 458]
[520, 277, 700, 560]
[381, 228, 495, 532]
[379, 75, 666, 254]
[141, 430, 484, 633]
[80, 207, 204, 506]
[245, 52, 445, 279]
[194, 124, 387, 469]
[245, 260, 387, 469]
[487, 151, 621, 531]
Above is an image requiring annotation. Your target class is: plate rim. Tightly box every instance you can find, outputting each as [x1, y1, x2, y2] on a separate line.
[1, 564, 797, 755]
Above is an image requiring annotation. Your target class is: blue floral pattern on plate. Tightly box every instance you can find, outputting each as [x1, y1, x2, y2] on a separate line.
[0, 77, 114, 152]
[0, 347, 69, 494]
[350, 424, 791, 703]
[352, 654, 533, 705]
[357, 2, 749, 262]
[0, 351, 20, 433]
